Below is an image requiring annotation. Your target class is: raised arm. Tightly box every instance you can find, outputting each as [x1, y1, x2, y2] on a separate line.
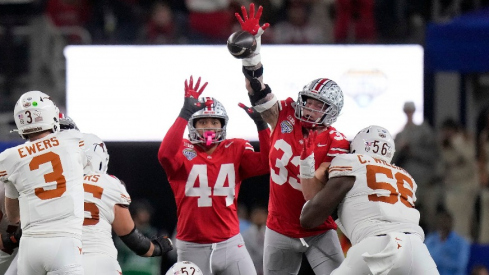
[158, 76, 206, 172]
[234, 4, 279, 130]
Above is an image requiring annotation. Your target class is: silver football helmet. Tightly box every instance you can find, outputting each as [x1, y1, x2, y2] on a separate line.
[294, 78, 344, 128]
[350, 125, 395, 163]
[83, 133, 109, 174]
[13, 90, 60, 139]
[165, 261, 203, 275]
[59, 113, 79, 131]
[188, 97, 228, 145]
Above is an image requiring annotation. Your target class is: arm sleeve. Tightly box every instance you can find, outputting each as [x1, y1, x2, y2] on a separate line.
[321, 130, 350, 163]
[239, 128, 271, 179]
[157, 117, 186, 174]
[4, 181, 19, 199]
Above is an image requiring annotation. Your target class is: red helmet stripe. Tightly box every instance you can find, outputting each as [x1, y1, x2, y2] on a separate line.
[313, 78, 328, 93]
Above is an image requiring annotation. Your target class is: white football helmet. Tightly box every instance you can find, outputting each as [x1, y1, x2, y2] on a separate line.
[350, 125, 395, 163]
[165, 261, 203, 275]
[83, 133, 109, 174]
[188, 97, 228, 145]
[13, 90, 60, 139]
[295, 78, 344, 128]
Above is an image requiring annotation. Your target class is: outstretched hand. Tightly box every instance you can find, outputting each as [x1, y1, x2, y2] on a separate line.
[150, 235, 173, 257]
[238, 102, 268, 131]
[235, 3, 270, 36]
[185, 75, 207, 99]
[179, 76, 207, 120]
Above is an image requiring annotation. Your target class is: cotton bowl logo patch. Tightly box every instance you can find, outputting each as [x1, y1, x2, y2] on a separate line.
[280, 120, 293, 134]
[183, 148, 197, 161]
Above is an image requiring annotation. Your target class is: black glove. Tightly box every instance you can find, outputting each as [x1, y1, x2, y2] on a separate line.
[239, 103, 268, 131]
[151, 235, 173, 257]
[1, 227, 21, 251]
[179, 76, 207, 120]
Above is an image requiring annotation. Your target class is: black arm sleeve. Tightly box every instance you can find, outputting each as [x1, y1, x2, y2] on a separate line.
[119, 226, 151, 256]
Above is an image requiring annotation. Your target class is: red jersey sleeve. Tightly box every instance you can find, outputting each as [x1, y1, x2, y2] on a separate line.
[158, 117, 186, 174]
[321, 127, 350, 163]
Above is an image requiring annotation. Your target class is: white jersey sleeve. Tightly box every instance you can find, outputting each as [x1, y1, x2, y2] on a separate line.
[82, 173, 131, 259]
[0, 130, 85, 239]
[329, 154, 424, 245]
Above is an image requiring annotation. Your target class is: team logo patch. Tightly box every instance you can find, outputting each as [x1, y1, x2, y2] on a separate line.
[183, 148, 197, 161]
[280, 120, 293, 133]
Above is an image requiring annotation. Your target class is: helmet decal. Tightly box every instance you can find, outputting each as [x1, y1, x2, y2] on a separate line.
[350, 125, 395, 163]
[13, 91, 60, 139]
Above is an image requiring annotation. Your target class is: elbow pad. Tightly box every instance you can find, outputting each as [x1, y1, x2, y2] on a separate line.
[119, 226, 151, 256]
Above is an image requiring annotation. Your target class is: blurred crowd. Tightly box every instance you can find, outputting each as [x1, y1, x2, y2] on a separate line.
[0, 0, 487, 46]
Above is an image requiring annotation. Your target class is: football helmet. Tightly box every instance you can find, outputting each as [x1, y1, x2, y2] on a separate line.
[59, 113, 79, 131]
[13, 90, 60, 139]
[165, 261, 203, 275]
[83, 133, 109, 174]
[188, 97, 228, 145]
[294, 78, 344, 128]
[350, 125, 395, 163]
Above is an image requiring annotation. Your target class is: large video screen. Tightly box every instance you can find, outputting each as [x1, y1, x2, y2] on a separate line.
[65, 45, 423, 141]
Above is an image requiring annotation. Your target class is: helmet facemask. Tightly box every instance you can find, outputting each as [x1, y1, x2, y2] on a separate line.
[294, 78, 344, 128]
[188, 97, 228, 146]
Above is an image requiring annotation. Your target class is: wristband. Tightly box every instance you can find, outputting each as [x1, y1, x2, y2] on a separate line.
[254, 93, 277, 113]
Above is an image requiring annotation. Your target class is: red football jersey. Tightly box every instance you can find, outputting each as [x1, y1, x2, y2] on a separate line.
[158, 117, 270, 243]
[267, 97, 350, 238]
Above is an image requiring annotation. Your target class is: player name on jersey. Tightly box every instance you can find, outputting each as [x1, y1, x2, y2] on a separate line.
[17, 137, 60, 158]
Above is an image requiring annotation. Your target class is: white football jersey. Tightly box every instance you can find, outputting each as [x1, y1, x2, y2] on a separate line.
[0, 130, 86, 238]
[329, 154, 424, 245]
[82, 173, 131, 259]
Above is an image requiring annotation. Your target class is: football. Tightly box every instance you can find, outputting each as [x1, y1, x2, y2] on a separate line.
[227, 30, 257, 59]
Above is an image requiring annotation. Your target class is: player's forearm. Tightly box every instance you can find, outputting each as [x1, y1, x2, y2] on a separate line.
[5, 197, 20, 224]
[257, 98, 279, 130]
[301, 177, 323, 201]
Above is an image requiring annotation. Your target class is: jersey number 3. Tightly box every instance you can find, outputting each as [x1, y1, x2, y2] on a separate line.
[186, 164, 235, 207]
[30, 152, 67, 200]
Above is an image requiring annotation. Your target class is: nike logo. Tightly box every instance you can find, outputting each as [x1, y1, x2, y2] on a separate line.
[77, 246, 82, 254]
[225, 142, 234, 148]
[317, 144, 327, 147]
[238, 244, 244, 248]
